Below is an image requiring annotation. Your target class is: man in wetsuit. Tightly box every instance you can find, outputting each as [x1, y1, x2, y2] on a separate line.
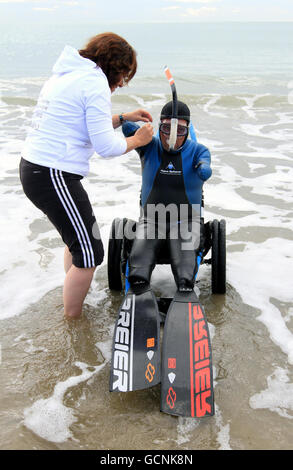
[122, 100, 212, 293]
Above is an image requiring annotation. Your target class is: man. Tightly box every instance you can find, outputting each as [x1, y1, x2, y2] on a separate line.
[122, 100, 212, 293]
[110, 101, 212, 394]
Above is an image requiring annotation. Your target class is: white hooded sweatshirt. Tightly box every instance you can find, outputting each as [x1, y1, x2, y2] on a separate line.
[22, 46, 127, 176]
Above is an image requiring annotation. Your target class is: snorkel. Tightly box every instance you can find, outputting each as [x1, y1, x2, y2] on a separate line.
[164, 66, 178, 151]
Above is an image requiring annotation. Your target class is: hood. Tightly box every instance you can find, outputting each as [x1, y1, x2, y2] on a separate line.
[52, 45, 98, 75]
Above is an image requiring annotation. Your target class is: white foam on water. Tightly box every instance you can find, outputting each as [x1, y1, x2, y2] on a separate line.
[209, 149, 293, 364]
[129, 93, 166, 109]
[0, 77, 46, 100]
[23, 339, 48, 354]
[95, 339, 113, 363]
[240, 95, 260, 120]
[284, 306, 293, 324]
[0, 136, 142, 319]
[0, 189, 65, 319]
[24, 396, 77, 444]
[85, 286, 108, 310]
[23, 357, 108, 443]
[176, 417, 200, 446]
[249, 368, 293, 419]
[207, 182, 256, 212]
[238, 120, 293, 143]
[202, 95, 228, 119]
[13, 333, 48, 352]
[248, 163, 267, 172]
[0, 143, 66, 319]
[215, 404, 231, 450]
[199, 136, 225, 150]
[175, 404, 231, 449]
[200, 106, 293, 419]
[228, 238, 293, 364]
[247, 168, 293, 202]
[235, 146, 293, 161]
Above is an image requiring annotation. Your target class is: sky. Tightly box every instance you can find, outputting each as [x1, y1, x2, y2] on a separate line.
[1, 0, 293, 24]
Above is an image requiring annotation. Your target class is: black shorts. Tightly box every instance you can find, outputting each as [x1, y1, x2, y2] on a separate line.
[19, 158, 104, 268]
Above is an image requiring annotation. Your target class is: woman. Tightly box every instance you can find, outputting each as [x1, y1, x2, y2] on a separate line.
[19, 32, 153, 319]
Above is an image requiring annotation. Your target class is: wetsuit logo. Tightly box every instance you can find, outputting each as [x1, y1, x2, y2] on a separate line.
[161, 162, 181, 175]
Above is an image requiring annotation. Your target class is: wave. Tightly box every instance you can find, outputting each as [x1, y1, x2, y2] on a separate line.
[0, 73, 292, 113]
[0, 96, 37, 107]
[112, 93, 292, 110]
[0, 93, 291, 115]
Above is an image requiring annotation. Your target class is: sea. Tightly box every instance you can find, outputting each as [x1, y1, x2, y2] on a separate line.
[0, 22, 293, 450]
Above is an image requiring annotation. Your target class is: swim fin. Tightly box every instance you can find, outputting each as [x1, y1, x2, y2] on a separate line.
[161, 290, 214, 417]
[109, 288, 161, 392]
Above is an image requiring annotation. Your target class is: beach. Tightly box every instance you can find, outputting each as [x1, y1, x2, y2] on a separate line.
[0, 22, 293, 450]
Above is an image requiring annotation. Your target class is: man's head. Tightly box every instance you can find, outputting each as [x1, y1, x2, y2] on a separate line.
[159, 101, 190, 151]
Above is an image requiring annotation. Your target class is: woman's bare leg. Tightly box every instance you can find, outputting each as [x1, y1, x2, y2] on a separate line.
[63, 265, 96, 318]
[64, 246, 73, 273]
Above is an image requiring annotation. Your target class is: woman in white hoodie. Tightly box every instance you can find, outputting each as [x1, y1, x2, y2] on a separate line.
[19, 32, 153, 319]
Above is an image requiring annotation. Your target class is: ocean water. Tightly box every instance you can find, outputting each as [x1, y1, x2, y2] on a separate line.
[0, 22, 293, 450]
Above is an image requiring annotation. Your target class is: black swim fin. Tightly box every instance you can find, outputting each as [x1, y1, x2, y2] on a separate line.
[109, 288, 161, 392]
[161, 290, 214, 417]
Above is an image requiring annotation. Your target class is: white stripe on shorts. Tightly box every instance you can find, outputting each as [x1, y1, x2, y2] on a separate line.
[57, 170, 95, 267]
[50, 169, 95, 268]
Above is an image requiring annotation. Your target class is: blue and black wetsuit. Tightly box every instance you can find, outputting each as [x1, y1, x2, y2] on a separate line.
[122, 122, 211, 291]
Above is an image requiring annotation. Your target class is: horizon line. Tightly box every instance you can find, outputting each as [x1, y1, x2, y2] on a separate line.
[1, 20, 293, 24]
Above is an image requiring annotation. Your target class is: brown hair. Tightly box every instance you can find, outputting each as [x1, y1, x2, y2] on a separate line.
[79, 32, 137, 88]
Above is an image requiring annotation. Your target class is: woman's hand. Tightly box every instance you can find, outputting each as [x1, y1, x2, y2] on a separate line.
[134, 123, 154, 146]
[125, 108, 153, 123]
[125, 122, 153, 153]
